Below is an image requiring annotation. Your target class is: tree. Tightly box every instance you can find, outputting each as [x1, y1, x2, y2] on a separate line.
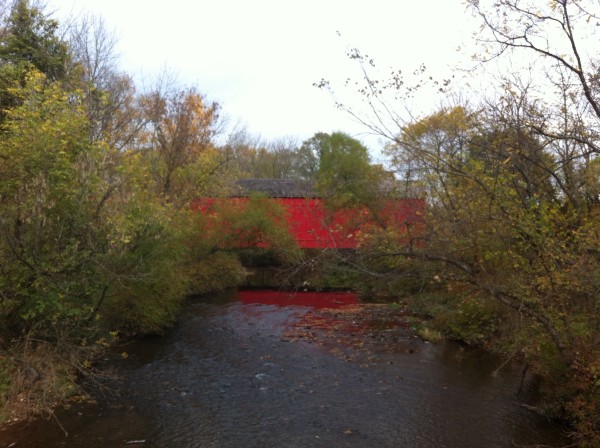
[0, 69, 209, 420]
[376, 97, 599, 445]
[0, 2, 267, 422]
[294, 133, 321, 180]
[358, 97, 599, 442]
[221, 129, 302, 180]
[301, 132, 384, 209]
[0, 0, 71, 116]
[464, 3, 600, 443]
[0, 0, 70, 80]
[318, 2, 600, 442]
[139, 84, 223, 203]
[67, 14, 143, 149]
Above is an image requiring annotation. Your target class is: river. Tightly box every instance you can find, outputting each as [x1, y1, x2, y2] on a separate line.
[0, 290, 569, 447]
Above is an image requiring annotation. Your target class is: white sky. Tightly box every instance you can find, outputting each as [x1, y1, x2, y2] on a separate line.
[49, 0, 477, 156]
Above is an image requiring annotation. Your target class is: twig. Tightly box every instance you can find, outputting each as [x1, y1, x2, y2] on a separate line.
[50, 410, 68, 437]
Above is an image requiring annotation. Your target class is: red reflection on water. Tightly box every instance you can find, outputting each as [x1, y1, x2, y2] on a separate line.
[236, 290, 359, 309]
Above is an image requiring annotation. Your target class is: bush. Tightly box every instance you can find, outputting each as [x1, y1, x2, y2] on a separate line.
[187, 251, 247, 295]
[409, 288, 501, 345]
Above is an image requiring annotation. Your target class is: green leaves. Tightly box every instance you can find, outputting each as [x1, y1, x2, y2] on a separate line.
[0, 70, 194, 336]
[0, 0, 72, 121]
[301, 132, 384, 210]
[382, 101, 600, 441]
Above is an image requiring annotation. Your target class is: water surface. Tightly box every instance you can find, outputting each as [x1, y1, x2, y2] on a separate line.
[0, 290, 568, 447]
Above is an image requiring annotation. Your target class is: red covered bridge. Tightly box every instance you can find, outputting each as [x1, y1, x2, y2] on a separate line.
[191, 179, 424, 249]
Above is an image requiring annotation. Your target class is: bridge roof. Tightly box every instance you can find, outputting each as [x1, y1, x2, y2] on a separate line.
[234, 179, 316, 198]
[233, 178, 423, 199]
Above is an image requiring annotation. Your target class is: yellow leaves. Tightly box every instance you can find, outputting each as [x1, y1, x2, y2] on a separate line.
[135, 88, 224, 201]
[95, 338, 106, 346]
[401, 106, 474, 141]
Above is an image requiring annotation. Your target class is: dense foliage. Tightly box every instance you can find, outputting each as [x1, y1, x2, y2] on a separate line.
[1, 0, 598, 445]
[315, 1, 600, 444]
[0, 0, 296, 421]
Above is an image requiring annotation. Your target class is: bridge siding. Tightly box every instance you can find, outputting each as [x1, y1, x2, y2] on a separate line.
[191, 197, 424, 249]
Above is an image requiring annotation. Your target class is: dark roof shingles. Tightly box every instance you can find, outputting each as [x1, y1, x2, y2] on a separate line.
[234, 179, 316, 198]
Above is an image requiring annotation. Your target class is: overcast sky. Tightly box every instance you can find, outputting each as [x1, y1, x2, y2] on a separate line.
[49, 0, 477, 155]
